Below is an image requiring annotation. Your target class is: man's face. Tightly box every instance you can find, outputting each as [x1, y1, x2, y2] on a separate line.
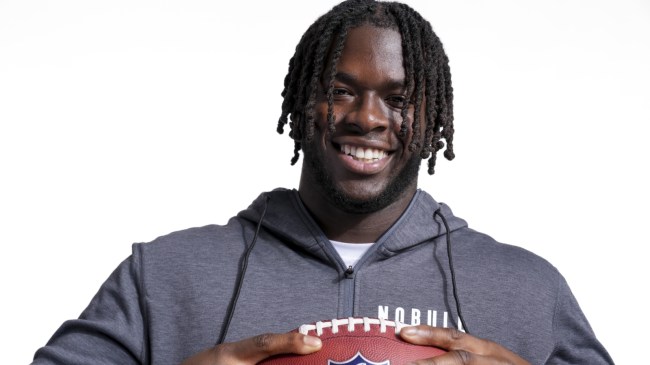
[300, 25, 424, 214]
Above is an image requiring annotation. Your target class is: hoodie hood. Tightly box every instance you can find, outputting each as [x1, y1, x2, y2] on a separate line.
[237, 188, 468, 266]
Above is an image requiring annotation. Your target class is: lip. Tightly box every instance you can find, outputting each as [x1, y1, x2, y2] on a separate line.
[336, 152, 392, 175]
[332, 137, 393, 152]
[331, 139, 394, 175]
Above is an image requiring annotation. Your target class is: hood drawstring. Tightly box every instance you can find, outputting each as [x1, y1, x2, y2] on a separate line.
[217, 195, 270, 345]
[434, 207, 470, 334]
[217, 197, 468, 343]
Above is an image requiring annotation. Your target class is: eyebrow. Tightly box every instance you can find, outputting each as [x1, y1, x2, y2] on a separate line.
[333, 72, 406, 91]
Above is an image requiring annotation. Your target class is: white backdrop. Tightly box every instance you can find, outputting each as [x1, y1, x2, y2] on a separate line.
[1, 1, 648, 364]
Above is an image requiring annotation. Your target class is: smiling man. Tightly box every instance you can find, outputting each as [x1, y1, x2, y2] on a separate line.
[298, 24, 426, 241]
[32, 1, 613, 365]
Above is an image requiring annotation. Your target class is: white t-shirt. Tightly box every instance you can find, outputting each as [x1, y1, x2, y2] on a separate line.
[330, 240, 374, 267]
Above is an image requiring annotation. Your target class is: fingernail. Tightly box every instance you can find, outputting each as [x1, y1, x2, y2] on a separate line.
[303, 335, 322, 348]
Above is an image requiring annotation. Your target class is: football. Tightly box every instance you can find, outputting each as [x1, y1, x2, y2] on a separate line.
[258, 317, 446, 365]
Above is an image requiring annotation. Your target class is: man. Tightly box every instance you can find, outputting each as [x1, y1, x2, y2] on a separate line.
[33, 1, 613, 364]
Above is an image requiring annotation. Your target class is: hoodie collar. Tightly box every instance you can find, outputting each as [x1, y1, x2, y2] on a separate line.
[237, 188, 468, 261]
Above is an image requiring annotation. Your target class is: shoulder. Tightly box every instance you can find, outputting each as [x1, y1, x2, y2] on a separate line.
[140, 219, 245, 250]
[452, 227, 562, 294]
[450, 228, 568, 347]
[131, 218, 250, 275]
[460, 227, 555, 264]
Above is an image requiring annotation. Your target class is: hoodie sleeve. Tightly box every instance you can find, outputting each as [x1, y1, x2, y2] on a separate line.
[31, 249, 147, 365]
[545, 275, 614, 364]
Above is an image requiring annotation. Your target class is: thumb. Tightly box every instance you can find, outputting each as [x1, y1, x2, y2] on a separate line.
[228, 332, 322, 363]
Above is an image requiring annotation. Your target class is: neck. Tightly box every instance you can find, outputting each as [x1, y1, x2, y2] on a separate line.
[298, 182, 417, 243]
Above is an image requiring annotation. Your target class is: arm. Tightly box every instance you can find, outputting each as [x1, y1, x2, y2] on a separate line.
[31, 249, 322, 365]
[545, 275, 614, 364]
[32, 256, 146, 364]
[399, 276, 613, 364]
[181, 333, 321, 365]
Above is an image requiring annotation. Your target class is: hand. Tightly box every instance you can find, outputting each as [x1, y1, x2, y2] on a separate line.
[400, 326, 531, 365]
[180, 332, 322, 365]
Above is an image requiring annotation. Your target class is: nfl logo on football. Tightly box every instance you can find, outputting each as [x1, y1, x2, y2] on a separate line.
[329, 352, 389, 365]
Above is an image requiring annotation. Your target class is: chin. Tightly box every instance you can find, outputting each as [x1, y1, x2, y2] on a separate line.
[306, 151, 422, 215]
[329, 187, 393, 214]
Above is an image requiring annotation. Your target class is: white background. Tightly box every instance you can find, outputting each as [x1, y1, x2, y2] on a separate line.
[1, 0, 648, 363]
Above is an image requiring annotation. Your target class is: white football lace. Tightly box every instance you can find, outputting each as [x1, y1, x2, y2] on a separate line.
[298, 317, 408, 336]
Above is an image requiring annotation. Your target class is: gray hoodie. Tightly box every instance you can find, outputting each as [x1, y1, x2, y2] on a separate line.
[32, 189, 613, 364]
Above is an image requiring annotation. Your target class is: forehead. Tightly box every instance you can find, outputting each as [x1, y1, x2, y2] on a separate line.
[335, 25, 405, 84]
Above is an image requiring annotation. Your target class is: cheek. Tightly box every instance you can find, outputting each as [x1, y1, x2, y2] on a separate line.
[314, 100, 350, 137]
[313, 100, 331, 131]
[309, 101, 338, 148]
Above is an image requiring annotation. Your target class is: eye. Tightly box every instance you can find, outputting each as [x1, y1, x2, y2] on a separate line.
[332, 88, 351, 96]
[386, 95, 408, 108]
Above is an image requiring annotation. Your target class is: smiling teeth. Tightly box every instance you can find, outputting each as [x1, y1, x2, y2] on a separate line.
[340, 144, 387, 161]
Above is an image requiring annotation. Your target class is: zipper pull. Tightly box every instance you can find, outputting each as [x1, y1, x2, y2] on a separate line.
[344, 266, 354, 278]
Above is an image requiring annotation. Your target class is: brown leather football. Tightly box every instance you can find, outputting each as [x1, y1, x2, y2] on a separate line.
[258, 317, 446, 365]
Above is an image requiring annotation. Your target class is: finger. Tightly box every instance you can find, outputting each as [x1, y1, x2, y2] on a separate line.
[400, 326, 485, 353]
[226, 332, 322, 363]
[406, 350, 479, 365]
[401, 327, 529, 365]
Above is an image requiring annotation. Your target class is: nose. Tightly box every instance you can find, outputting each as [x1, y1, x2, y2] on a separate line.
[342, 93, 390, 134]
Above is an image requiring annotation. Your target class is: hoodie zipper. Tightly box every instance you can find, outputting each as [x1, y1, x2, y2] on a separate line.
[341, 265, 355, 317]
[335, 244, 379, 318]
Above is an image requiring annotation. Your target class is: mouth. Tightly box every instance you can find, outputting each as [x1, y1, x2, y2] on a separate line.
[337, 143, 389, 163]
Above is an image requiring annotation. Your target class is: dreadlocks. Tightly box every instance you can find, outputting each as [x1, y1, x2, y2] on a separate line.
[277, 0, 454, 175]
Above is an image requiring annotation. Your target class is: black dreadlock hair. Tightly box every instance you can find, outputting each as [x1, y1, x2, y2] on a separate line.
[277, 0, 455, 175]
